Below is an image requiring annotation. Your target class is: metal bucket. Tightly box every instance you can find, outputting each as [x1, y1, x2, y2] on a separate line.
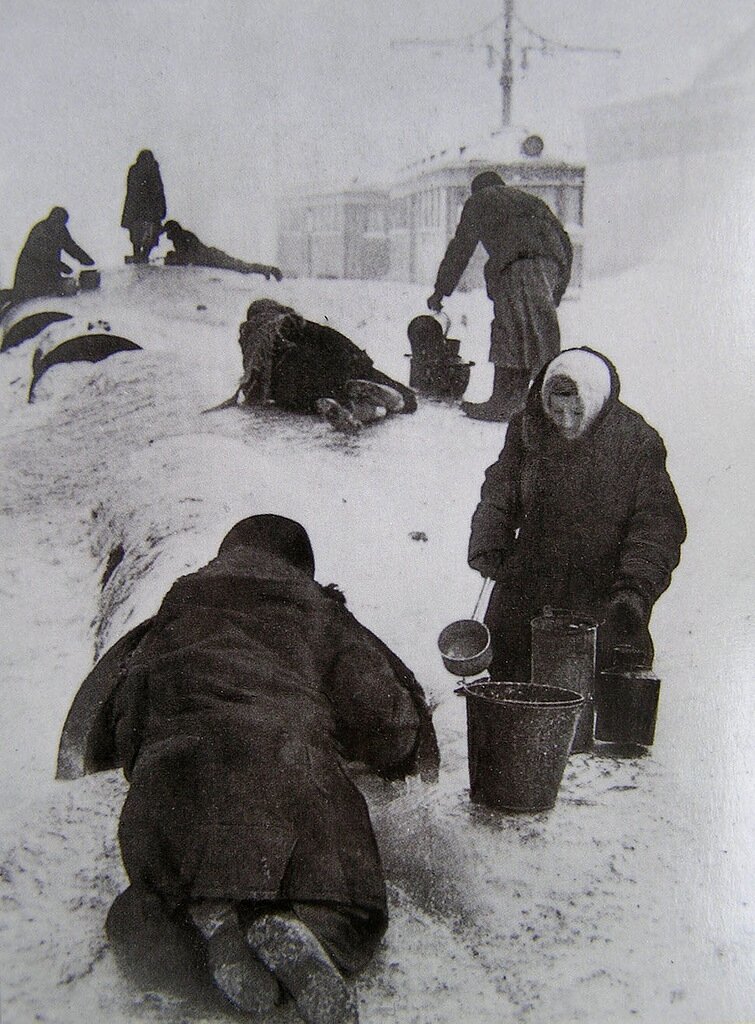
[457, 681, 584, 812]
[595, 647, 660, 746]
[438, 578, 494, 677]
[79, 269, 101, 291]
[531, 609, 597, 753]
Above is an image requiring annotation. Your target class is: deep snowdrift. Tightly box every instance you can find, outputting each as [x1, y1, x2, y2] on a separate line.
[0, 240, 752, 1023]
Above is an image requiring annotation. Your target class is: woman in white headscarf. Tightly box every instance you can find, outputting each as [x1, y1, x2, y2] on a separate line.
[468, 347, 687, 678]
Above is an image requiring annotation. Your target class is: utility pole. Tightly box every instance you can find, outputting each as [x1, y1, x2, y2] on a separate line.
[500, 0, 514, 127]
[391, 0, 619, 130]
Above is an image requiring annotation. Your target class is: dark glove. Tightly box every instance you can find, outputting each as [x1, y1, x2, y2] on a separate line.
[426, 290, 443, 313]
[605, 590, 646, 638]
[59, 262, 72, 275]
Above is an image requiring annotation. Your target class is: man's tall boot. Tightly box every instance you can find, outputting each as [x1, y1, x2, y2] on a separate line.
[461, 367, 530, 422]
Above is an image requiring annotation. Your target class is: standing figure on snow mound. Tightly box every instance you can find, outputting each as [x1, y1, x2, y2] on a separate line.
[468, 348, 686, 681]
[162, 220, 283, 281]
[121, 149, 166, 263]
[235, 298, 417, 432]
[59, 515, 439, 1024]
[12, 207, 94, 302]
[427, 170, 572, 422]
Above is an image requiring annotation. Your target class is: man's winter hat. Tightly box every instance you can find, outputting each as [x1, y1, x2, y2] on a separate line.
[471, 170, 505, 193]
[542, 350, 612, 431]
[218, 514, 315, 577]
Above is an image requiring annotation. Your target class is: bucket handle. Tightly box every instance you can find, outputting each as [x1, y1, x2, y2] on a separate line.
[471, 577, 494, 623]
[435, 310, 451, 338]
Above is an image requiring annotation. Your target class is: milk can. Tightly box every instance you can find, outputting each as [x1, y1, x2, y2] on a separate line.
[531, 608, 597, 753]
[595, 646, 661, 747]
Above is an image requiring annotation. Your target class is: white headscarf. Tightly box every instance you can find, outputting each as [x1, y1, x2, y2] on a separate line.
[542, 350, 612, 434]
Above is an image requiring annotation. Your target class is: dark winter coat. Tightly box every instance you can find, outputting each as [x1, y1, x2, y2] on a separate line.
[434, 184, 573, 372]
[468, 350, 686, 676]
[238, 303, 417, 414]
[13, 214, 94, 300]
[121, 153, 166, 230]
[77, 546, 439, 919]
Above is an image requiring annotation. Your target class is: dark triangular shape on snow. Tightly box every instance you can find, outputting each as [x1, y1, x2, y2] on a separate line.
[1, 311, 73, 352]
[28, 333, 142, 402]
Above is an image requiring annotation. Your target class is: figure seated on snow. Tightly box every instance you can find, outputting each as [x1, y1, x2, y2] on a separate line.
[468, 348, 687, 680]
[58, 515, 439, 1024]
[10, 207, 95, 303]
[161, 220, 282, 281]
[236, 298, 417, 432]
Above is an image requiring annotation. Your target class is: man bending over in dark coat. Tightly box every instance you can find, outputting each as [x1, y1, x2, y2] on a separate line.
[12, 207, 94, 302]
[468, 348, 686, 680]
[58, 515, 439, 1024]
[427, 171, 572, 422]
[162, 220, 283, 281]
[233, 298, 417, 432]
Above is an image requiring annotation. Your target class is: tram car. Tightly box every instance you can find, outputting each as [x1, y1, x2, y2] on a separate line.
[278, 127, 585, 295]
[277, 187, 389, 281]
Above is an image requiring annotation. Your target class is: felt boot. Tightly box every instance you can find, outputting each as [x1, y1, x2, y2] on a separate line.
[189, 900, 281, 1016]
[461, 367, 530, 422]
[246, 911, 359, 1024]
[316, 397, 362, 434]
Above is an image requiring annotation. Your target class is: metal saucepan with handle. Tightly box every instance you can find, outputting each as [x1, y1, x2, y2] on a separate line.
[437, 577, 495, 677]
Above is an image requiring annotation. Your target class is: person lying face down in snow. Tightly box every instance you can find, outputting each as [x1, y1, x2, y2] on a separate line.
[162, 220, 283, 281]
[467, 348, 687, 680]
[235, 299, 417, 432]
[61, 515, 439, 1024]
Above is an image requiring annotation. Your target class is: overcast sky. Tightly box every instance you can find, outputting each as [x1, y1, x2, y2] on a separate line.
[1, 0, 752, 267]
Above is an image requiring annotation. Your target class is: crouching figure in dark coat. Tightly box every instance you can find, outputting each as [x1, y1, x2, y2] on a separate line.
[162, 220, 283, 281]
[235, 299, 417, 432]
[468, 348, 686, 680]
[428, 171, 572, 422]
[12, 207, 94, 301]
[61, 515, 439, 1023]
[121, 149, 166, 263]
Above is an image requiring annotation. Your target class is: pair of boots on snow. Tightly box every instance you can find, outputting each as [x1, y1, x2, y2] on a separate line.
[190, 901, 358, 1024]
[317, 378, 405, 434]
[461, 365, 531, 422]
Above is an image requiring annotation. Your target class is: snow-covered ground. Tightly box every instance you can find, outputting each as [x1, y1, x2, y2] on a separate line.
[0, 222, 752, 1023]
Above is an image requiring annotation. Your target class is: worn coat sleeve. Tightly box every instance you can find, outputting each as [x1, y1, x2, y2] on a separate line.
[60, 226, 94, 266]
[468, 416, 525, 575]
[613, 436, 687, 608]
[327, 610, 439, 782]
[434, 200, 480, 297]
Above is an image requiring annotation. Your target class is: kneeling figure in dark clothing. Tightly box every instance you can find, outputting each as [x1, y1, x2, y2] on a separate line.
[61, 515, 439, 1023]
[236, 299, 417, 432]
[468, 348, 686, 680]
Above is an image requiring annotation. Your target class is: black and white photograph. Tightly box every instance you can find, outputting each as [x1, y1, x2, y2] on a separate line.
[0, 2, 753, 1022]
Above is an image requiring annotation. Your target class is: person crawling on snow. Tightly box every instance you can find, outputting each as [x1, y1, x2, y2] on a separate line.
[59, 515, 439, 1024]
[468, 347, 686, 680]
[233, 299, 417, 433]
[162, 220, 283, 281]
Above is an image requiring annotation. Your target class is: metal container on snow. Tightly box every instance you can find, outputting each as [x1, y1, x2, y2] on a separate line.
[531, 608, 597, 753]
[406, 312, 473, 400]
[457, 681, 584, 812]
[595, 646, 661, 746]
[78, 269, 101, 291]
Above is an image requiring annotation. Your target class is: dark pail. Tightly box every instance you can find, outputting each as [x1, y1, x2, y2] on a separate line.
[595, 668, 660, 746]
[458, 681, 584, 812]
[79, 269, 101, 291]
[531, 610, 597, 753]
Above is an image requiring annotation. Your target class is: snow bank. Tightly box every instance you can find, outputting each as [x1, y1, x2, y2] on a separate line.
[0, 252, 752, 1023]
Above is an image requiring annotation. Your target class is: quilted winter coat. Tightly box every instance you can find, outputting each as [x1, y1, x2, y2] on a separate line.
[72, 544, 438, 922]
[468, 349, 687, 676]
